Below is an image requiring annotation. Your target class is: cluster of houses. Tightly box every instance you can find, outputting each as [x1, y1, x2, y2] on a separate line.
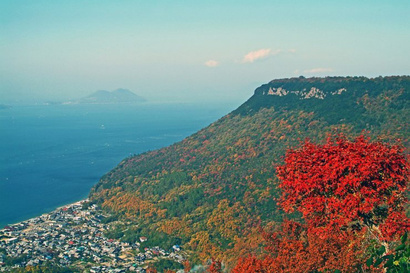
[0, 200, 186, 272]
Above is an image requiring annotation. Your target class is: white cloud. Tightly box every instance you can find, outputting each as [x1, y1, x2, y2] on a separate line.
[242, 48, 278, 63]
[204, 60, 219, 67]
[304, 67, 334, 74]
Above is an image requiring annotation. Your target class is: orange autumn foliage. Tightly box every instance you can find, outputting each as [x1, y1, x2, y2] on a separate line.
[183, 260, 192, 273]
[232, 255, 268, 273]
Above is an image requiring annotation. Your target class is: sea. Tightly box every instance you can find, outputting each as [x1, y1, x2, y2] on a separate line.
[0, 102, 233, 228]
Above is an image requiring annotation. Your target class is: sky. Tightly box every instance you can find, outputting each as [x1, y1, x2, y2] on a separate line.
[1, 0, 409, 104]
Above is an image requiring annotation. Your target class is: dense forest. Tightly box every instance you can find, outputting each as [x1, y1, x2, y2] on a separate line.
[89, 76, 409, 270]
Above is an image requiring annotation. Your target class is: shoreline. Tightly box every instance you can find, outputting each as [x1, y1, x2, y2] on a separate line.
[54, 198, 89, 211]
[1, 198, 89, 230]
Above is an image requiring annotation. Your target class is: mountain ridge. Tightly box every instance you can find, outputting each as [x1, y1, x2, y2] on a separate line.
[89, 76, 409, 266]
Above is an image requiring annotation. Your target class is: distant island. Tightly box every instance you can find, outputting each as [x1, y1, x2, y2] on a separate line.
[64, 88, 146, 104]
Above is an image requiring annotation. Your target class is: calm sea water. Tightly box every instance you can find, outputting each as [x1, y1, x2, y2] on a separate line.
[0, 103, 231, 227]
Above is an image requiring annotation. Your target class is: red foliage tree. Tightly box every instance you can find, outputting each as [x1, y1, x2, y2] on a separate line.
[146, 268, 157, 273]
[183, 260, 192, 273]
[231, 255, 267, 273]
[233, 135, 409, 272]
[277, 135, 408, 241]
[208, 259, 223, 273]
[259, 219, 368, 272]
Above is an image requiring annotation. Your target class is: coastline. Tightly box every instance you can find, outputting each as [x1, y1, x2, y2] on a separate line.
[0, 103, 227, 234]
[54, 199, 89, 212]
[1, 198, 89, 230]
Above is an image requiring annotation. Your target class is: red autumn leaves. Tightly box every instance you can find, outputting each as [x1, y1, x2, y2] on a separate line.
[233, 135, 409, 272]
[277, 135, 408, 240]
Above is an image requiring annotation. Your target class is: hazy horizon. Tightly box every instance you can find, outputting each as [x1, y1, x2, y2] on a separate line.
[1, 0, 409, 105]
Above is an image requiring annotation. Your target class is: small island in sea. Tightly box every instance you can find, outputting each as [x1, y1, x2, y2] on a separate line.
[64, 89, 146, 105]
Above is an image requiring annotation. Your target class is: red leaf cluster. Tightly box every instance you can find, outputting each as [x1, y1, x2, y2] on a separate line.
[233, 135, 409, 272]
[277, 135, 408, 240]
[208, 259, 223, 273]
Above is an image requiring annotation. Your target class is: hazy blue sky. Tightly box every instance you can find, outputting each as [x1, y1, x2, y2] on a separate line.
[1, 0, 409, 104]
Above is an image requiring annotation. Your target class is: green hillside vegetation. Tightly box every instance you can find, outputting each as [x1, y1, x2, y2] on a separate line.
[89, 76, 409, 266]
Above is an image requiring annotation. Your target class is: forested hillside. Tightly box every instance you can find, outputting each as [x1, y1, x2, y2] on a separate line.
[89, 76, 409, 267]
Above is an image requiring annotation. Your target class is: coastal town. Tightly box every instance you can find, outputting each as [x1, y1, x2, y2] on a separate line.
[0, 200, 187, 272]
